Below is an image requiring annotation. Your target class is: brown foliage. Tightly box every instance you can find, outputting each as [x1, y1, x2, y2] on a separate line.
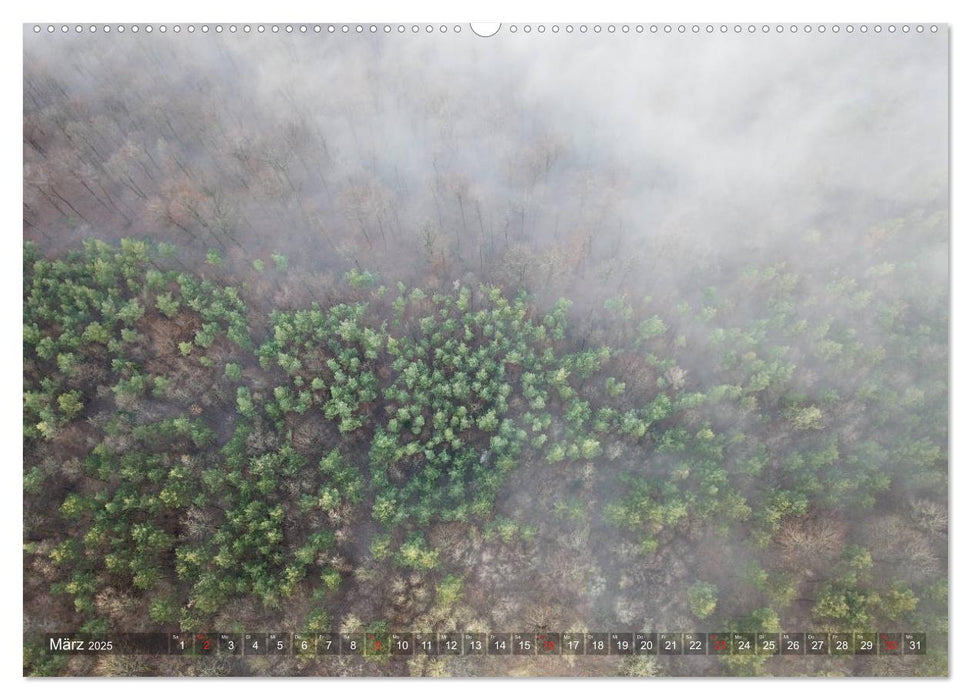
[776, 511, 846, 574]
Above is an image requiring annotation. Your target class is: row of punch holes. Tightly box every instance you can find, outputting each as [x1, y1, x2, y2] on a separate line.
[32, 23, 940, 36]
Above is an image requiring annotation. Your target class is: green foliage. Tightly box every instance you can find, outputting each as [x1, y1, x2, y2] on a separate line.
[604, 295, 633, 320]
[728, 607, 781, 633]
[22, 239, 948, 672]
[23, 467, 45, 495]
[57, 391, 84, 419]
[605, 376, 626, 397]
[258, 302, 379, 432]
[395, 533, 439, 571]
[149, 595, 180, 623]
[785, 404, 824, 430]
[880, 581, 918, 619]
[483, 516, 537, 544]
[688, 581, 718, 618]
[638, 315, 668, 340]
[345, 268, 377, 289]
[435, 574, 464, 608]
[320, 568, 342, 592]
[271, 253, 289, 272]
[303, 607, 332, 633]
[23, 641, 69, 677]
[812, 585, 876, 630]
[156, 292, 180, 318]
[370, 534, 393, 561]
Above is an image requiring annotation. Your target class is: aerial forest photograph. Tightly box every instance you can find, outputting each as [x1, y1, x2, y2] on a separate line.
[22, 23, 948, 677]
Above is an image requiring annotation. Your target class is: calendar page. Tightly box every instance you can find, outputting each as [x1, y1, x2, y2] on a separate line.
[22, 21, 948, 678]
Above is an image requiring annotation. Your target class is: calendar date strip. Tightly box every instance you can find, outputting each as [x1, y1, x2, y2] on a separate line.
[42, 631, 926, 656]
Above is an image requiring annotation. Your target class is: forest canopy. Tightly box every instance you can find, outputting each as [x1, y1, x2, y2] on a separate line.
[23, 28, 947, 678]
[23, 232, 947, 676]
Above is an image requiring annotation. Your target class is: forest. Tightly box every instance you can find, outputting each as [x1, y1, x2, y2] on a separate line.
[22, 27, 948, 677]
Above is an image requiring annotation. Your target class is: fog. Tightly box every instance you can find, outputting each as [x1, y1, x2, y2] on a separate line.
[24, 28, 947, 296]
